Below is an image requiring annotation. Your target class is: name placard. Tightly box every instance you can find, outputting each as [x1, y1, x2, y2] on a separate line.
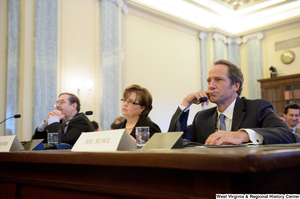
[71, 129, 136, 152]
[23, 139, 44, 151]
[142, 132, 183, 150]
[0, 135, 24, 152]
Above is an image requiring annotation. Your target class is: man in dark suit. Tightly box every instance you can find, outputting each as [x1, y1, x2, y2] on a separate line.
[284, 103, 300, 141]
[32, 93, 95, 145]
[168, 59, 295, 145]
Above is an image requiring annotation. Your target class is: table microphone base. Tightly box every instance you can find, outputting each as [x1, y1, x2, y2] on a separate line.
[56, 143, 72, 149]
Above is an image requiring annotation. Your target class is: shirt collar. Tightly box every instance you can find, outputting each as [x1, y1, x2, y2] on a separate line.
[291, 124, 298, 131]
[217, 98, 236, 120]
[66, 113, 77, 124]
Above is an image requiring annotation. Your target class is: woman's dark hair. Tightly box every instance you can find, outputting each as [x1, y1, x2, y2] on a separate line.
[123, 84, 153, 117]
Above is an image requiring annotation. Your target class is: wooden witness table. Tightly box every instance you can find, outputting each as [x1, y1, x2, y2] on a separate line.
[1, 144, 300, 199]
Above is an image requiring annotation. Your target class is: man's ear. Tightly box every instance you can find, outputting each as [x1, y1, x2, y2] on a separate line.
[233, 82, 240, 92]
[72, 102, 78, 111]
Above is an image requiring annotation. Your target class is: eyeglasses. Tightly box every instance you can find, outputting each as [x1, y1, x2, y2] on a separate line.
[121, 99, 140, 106]
[54, 100, 66, 107]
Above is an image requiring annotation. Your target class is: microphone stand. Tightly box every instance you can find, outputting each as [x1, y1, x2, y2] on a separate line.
[0, 114, 21, 125]
[56, 120, 72, 149]
[176, 97, 207, 131]
[173, 97, 207, 148]
[56, 111, 93, 150]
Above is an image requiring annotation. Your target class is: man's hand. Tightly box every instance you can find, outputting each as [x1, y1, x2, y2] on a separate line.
[45, 110, 65, 124]
[205, 130, 250, 145]
[181, 90, 212, 107]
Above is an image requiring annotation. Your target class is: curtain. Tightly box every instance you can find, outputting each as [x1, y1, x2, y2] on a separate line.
[246, 38, 263, 99]
[199, 32, 208, 110]
[199, 32, 207, 92]
[100, 0, 125, 130]
[33, 0, 58, 130]
[214, 39, 226, 61]
[6, 0, 21, 135]
[228, 42, 241, 68]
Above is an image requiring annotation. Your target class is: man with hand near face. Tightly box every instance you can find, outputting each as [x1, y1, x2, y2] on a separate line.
[32, 93, 95, 145]
[168, 59, 295, 145]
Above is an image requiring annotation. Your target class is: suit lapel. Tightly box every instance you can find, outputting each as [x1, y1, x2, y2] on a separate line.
[295, 128, 300, 135]
[206, 108, 217, 136]
[231, 97, 246, 131]
[68, 112, 79, 124]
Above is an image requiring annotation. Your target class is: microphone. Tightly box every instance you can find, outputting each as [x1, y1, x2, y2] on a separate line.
[0, 114, 21, 125]
[176, 97, 207, 131]
[85, 111, 93, 116]
[56, 111, 93, 149]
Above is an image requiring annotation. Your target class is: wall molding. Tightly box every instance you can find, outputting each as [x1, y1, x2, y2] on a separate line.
[228, 37, 242, 45]
[102, 0, 128, 14]
[242, 31, 264, 43]
[213, 32, 227, 43]
[198, 31, 207, 40]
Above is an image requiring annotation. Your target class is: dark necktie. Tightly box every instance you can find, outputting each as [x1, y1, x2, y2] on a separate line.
[62, 123, 67, 134]
[219, 114, 226, 131]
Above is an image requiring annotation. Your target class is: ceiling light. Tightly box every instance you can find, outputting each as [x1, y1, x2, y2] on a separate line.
[221, 0, 257, 10]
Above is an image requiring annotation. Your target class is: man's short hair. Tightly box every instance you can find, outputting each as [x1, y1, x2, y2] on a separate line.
[59, 93, 81, 112]
[114, 116, 125, 124]
[111, 122, 116, 129]
[284, 103, 300, 114]
[213, 59, 244, 96]
[277, 112, 284, 117]
[91, 121, 99, 130]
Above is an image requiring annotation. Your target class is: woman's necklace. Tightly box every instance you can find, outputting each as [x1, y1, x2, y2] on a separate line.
[126, 118, 138, 129]
[125, 124, 135, 129]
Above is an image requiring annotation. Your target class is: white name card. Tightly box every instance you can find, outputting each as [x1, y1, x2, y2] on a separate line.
[71, 129, 136, 152]
[0, 135, 24, 152]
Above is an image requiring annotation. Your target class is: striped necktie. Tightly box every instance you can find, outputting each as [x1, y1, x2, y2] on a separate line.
[219, 114, 226, 131]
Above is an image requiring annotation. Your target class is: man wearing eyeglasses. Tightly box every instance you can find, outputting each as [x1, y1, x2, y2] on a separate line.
[32, 93, 95, 145]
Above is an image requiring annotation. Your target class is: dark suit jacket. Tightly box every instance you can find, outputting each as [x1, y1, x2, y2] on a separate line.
[168, 97, 296, 144]
[294, 128, 300, 143]
[295, 128, 299, 135]
[114, 116, 161, 138]
[32, 112, 95, 145]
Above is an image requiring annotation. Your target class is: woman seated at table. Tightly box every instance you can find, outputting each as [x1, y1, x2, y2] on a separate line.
[114, 84, 161, 143]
